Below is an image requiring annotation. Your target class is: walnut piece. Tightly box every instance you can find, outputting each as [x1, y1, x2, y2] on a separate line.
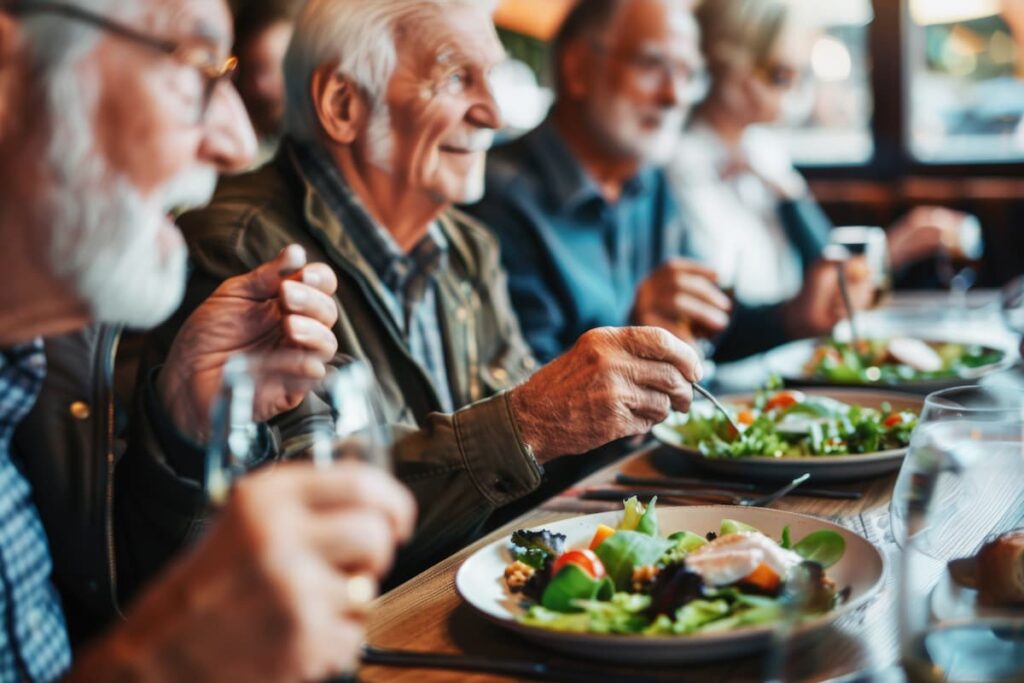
[504, 560, 535, 592]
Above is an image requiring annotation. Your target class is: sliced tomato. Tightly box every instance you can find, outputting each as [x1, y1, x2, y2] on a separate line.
[552, 549, 606, 580]
[737, 410, 756, 426]
[884, 414, 903, 428]
[765, 391, 801, 412]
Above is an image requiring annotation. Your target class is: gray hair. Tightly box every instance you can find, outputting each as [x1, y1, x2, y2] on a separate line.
[282, 0, 497, 143]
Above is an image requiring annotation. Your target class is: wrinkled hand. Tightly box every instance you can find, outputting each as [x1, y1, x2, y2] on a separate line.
[71, 463, 416, 682]
[510, 327, 702, 462]
[159, 245, 340, 442]
[632, 259, 732, 344]
[783, 256, 874, 339]
[887, 206, 973, 270]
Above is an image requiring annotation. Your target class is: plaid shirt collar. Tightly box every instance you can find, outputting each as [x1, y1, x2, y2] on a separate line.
[0, 340, 46, 440]
[290, 139, 447, 305]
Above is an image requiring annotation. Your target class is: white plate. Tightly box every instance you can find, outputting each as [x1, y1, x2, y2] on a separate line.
[455, 506, 885, 665]
[765, 337, 1013, 394]
[652, 390, 923, 483]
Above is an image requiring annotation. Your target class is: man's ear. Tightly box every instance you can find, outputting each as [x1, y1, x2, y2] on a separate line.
[311, 64, 367, 145]
[558, 38, 590, 101]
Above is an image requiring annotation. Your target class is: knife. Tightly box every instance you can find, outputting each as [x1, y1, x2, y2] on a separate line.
[615, 474, 862, 500]
[359, 645, 675, 683]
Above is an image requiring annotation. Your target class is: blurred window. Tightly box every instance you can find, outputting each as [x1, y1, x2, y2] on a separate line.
[907, 0, 1024, 162]
[776, 0, 875, 166]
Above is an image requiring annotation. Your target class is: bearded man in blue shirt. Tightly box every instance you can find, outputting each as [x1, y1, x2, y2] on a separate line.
[468, 0, 872, 364]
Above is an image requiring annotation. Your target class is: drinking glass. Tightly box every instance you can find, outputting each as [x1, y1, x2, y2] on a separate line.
[890, 386, 1024, 682]
[205, 354, 392, 506]
[205, 352, 297, 505]
[307, 358, 392, 471]
[830, 226, 892, 308]
[937, 215, 984, 312]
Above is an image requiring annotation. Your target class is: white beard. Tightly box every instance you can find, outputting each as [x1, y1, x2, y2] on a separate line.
[588, 93, 685, 167]
[40, 55, 215, 330]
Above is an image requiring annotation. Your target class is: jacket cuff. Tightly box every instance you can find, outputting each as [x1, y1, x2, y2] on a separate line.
[452, 390, 543, 506]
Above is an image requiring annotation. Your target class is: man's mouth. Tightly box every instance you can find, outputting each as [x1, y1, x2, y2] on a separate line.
[439, 145, 477, 155]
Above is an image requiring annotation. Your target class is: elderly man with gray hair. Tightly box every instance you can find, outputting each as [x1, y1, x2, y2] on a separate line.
[138, 0, 704, 583]
[0, 0, 416, 680]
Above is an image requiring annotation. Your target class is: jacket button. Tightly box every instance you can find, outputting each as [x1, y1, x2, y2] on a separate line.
[492, 367, 508, 383]
[69, 401, 91, 420]
[456, 307, 468, 322]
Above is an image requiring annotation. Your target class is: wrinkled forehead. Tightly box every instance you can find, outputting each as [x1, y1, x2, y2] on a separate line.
[606, 0, 700, 58]
[395, 4, 506, 75]
[134, 0, 232, 50]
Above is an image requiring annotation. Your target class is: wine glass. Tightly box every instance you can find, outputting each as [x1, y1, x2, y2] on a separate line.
[889, 386, 1024, 682]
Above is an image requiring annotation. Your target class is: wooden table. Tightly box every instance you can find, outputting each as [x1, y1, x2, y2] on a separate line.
[360, 291, 1022, 681]
[360, 446, 905, 682]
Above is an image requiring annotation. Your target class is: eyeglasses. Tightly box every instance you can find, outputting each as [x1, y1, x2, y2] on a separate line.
[8, 1, 237, 123]
[757, 62, 805, 90]
[590, 41, 709, 104]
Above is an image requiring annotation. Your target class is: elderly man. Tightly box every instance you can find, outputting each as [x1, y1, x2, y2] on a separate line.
[467, 0, 871, 363]
[0, 0, 413, 679]
[139, 0, 703, 583]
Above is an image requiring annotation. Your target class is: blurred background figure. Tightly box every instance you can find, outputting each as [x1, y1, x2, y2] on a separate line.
[232, 0, 302, 162]
[669, 0, 984, 309]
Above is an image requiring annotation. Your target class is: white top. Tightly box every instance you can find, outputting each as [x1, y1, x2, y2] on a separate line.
[668, 122, 806, 306]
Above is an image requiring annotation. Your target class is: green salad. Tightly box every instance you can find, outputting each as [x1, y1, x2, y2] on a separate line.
[806, 338, 1003, 385]
[670, 385, 918, 459]
[504, 498, 849, 636]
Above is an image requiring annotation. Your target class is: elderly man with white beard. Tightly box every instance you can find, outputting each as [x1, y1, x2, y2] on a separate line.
[0, 0, 415, 680]
[138, 0, 704, 585]
[468, 0, 874, 364]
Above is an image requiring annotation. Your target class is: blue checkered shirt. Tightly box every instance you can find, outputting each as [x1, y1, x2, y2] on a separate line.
[293, 140, 455, 412]
[0, 341, 71, 682]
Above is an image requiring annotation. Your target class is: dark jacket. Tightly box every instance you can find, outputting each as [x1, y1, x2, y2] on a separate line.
[12, 325, 124, 646]
[123, 144, 559, 588]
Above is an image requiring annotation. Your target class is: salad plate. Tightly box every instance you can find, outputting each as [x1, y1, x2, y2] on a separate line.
[765, 337, 1012, 393]
[652, 388, 923, 482]
[455, 505, 885, 665]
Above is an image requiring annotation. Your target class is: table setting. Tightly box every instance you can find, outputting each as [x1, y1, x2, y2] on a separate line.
[351, 290, 1024, 683]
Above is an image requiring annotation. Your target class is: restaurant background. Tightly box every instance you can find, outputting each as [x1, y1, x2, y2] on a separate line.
[490, 0, 1024, 287]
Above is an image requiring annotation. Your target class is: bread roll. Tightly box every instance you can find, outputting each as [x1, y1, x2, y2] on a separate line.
[976, 529, 1024, 606]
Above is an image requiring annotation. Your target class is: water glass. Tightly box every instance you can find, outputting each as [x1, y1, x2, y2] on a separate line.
[307, 359, 392, 471]
[890, 386, 1024, 682]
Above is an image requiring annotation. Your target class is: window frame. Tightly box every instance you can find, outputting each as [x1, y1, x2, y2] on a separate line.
[802, 0, 1024, 180]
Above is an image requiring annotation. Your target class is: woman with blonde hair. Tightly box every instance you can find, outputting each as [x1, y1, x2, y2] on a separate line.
[671, 0, 978, 306]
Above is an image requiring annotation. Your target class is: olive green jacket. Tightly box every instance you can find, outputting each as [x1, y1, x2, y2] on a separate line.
[128, 145, 550, 583]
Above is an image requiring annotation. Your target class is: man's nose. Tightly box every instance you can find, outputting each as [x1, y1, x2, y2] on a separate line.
[198, 81, 258, 174]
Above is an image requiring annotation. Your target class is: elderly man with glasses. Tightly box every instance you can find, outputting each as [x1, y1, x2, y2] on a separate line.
[0, 0, 414, 680]
[468, 0, 871, 364]
[134, 0, 704, 586]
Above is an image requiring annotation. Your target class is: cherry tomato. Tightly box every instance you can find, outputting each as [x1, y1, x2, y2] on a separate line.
[552, 549, 607, 580]
[737, 410, 756, 426]
[765, 391, 800, 412]
[884, 414, 903, 428]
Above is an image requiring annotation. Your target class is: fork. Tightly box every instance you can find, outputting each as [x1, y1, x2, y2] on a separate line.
[578, 473, 810, 508]
[693, 383, 744, 436]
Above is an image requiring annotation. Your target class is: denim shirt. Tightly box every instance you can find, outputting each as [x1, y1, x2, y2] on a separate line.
[0, 342, 71, 682]
[466, 119, 687, 362]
